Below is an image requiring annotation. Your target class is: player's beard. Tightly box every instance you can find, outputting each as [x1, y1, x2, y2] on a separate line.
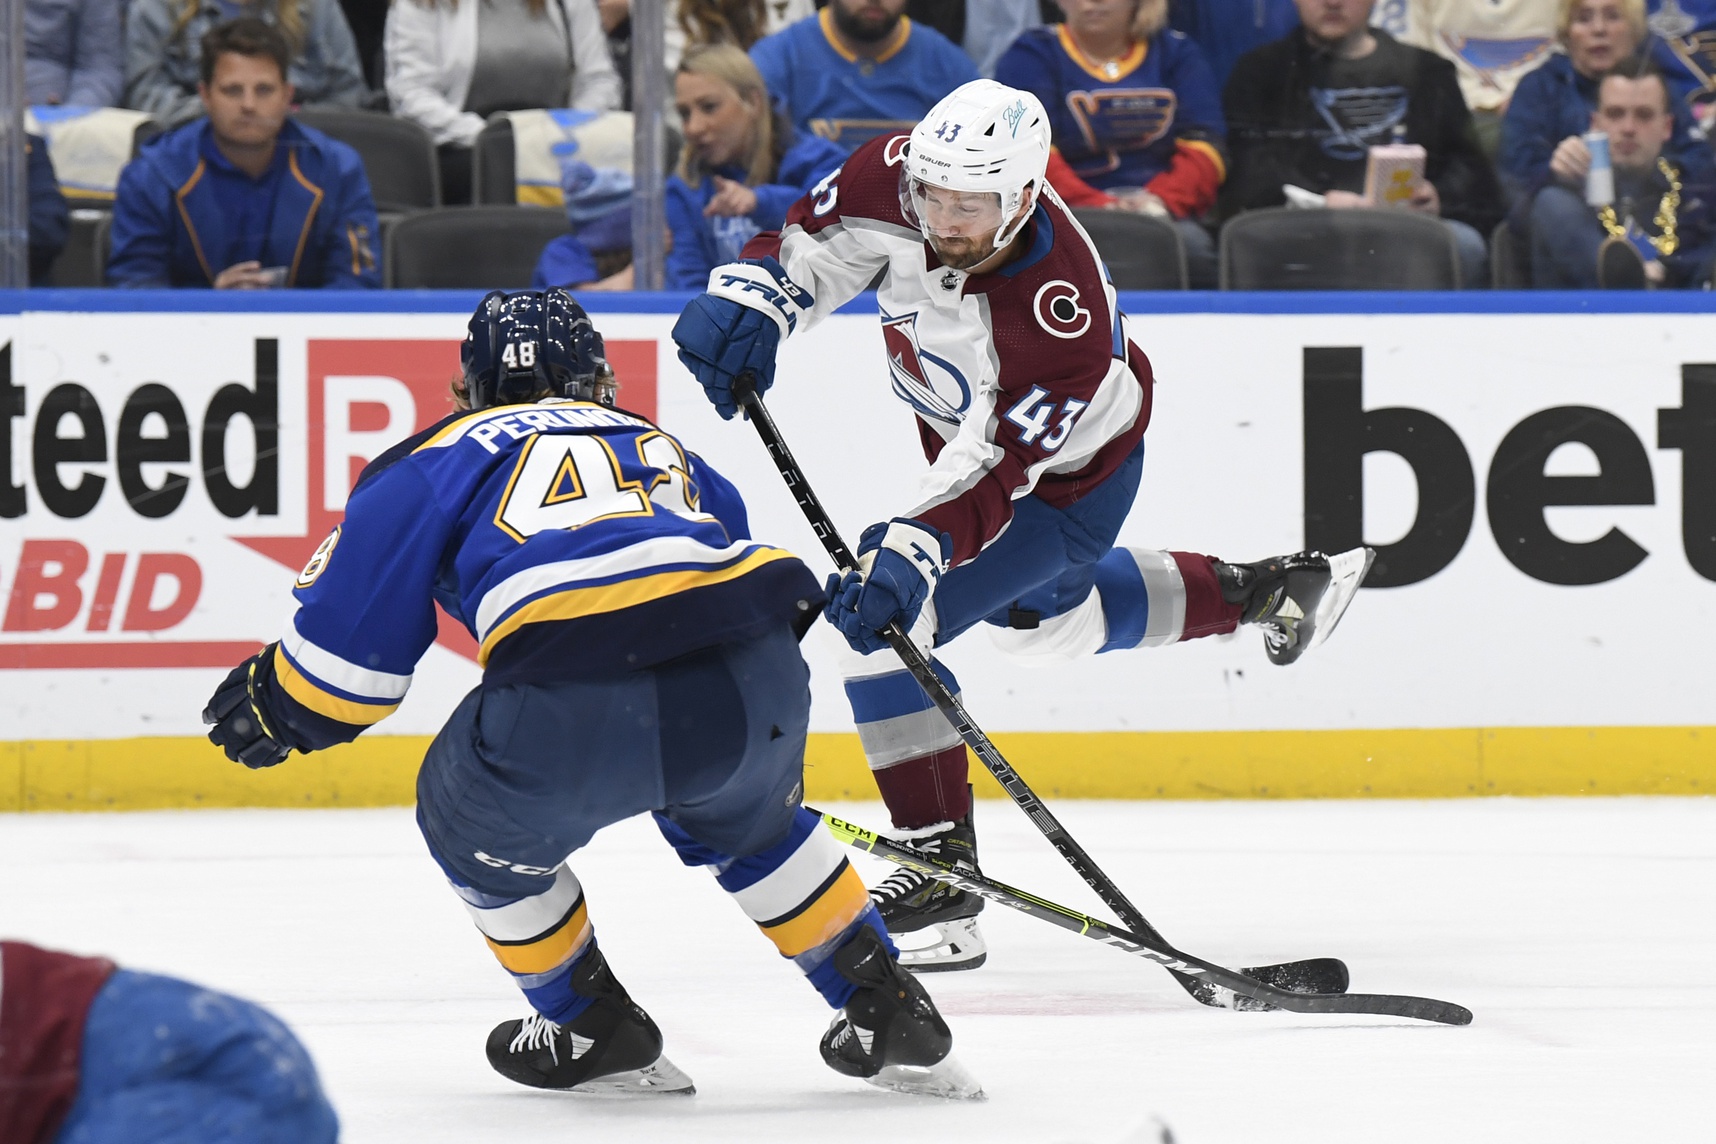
[930, 233, 998, 271]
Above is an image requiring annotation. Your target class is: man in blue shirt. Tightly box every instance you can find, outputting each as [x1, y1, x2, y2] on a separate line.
[108, 18, 379, 289]
[751, 0, 979, 153]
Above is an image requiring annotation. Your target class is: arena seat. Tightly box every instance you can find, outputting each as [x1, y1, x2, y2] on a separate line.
[1219, 206, 1461, 290]
[1070, 209, 1188, 290]
[383, 206, 569, 288]
[292, 108, 441, 213]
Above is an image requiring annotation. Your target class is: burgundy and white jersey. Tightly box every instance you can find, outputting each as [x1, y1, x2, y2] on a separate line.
[742, 133, 1153, 567]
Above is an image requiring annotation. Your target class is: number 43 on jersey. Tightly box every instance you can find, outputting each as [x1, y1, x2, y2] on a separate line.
[497, 430, 709, 540]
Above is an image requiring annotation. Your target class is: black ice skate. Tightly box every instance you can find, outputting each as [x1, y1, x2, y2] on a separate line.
[868, 813, 986, 972]
[1216, 547, 1376, 666]
[485, 946, 694, 1095]
[819, 925, 983, 1099]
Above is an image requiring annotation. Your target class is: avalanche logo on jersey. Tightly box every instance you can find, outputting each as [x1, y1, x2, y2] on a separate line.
[880, 311, 972, 424]
[1310, 85, 1410, 161]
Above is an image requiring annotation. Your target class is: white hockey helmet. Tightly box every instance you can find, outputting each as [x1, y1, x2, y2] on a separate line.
[901, 79, 1052, 252]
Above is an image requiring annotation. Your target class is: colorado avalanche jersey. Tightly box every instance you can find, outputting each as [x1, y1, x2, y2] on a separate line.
[994, 25, 1225, 191]
[259, 400, 820, 751]
[742, 133, 1153, 568]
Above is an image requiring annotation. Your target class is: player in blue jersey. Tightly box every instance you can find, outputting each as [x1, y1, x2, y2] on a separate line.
[202, 290, 980, 1100]
[750, 0, 979, 152]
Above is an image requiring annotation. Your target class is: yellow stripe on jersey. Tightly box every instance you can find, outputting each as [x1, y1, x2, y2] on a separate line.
[484, 898, 592, 975]
[1180, 138, 1227, 181]
[273, 646, 399, 726]
[476, 547, 799, 665]
[759, 862, 869, 958]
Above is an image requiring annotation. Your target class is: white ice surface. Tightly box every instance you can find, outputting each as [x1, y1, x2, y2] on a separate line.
[3, 797, 1711, 1143]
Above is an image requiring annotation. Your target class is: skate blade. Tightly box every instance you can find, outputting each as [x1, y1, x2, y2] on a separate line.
[570, 1055, 696, 1096]
[895, 916, 987, 973]
[1305, 546, 1376, 653]
[864, 1054, 986, 1100]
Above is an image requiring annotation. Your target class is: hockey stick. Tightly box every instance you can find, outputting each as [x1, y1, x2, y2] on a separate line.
[815, 809, 1472, 1026]
[734, 378, 1348, 1009]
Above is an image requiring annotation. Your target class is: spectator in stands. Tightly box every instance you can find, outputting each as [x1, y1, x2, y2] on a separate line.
[667, 0, 815, 72]
[1646, 0, 1716, 135]
[532, 159, 637, 289]
[108, 18, 381, 289]
[336, 0, 390, 89]
[0, 939, 338, 1144]
[1223, 0, 1502, 287]
[750, 0, 979, 153]
[664, 42, 845, 287]
[1394, 0, 1561, 156]
[26, 0, 124, 107]
[27, 135, 69, 284]
[997, 0, 1227, 287]
[1169, 0, 1301, 91]
[385, 0, 620, 204]
[1524, 56, 1713, 284]
[126, 0, 368, 128]
[905, 0, 1050, 77]
[1499, 0, 1654, 211]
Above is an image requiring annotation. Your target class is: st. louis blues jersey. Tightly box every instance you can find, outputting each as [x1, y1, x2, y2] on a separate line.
[994, 25, 1225, 192]
[741, 133, 1152, 568]
[258, 399, 821, 751]
[750, 9, 979, 153]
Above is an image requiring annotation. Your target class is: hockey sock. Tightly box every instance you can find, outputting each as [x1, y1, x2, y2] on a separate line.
[656, 807, 894, 1009]
[843, 660, 972, 830]
[1176, 552, 1243, 638]
[446, 863, 599, 1025]
[1091, 548, 1241, 650]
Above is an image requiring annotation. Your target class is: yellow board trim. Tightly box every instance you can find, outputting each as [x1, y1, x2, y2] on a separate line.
[4, 727, 1711, 812]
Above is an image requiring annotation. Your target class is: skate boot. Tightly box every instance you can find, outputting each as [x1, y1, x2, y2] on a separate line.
[1215, 547, 1376, 666]
[869, 813, 986, 972]
[819, 925, 984, 1099]
[485, 946, 694, 1095]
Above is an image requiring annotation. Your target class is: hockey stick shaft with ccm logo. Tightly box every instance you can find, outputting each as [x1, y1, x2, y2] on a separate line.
[734, 378, 1348, 1010]
[815, 810, 1472, 1026]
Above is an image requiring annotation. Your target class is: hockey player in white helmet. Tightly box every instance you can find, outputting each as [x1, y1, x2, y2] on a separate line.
[673, 80, 1374, 973]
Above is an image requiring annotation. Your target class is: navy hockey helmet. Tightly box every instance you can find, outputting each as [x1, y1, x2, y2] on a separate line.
[461, 289, 616, 410]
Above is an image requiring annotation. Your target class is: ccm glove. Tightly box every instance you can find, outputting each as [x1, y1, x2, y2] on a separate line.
[203, 645, 293, 768]
[670, 257, 812, 419]
[823, 518, 952, 655]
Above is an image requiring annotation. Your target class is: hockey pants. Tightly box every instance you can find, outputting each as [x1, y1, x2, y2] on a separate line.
[54, 969, 339, 1144]
[416, 623, 891, 1022]
[837, 442, 1242, 828]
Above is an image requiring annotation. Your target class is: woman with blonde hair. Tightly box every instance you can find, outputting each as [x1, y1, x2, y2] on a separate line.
[385, 0, 620, 203]
[125, 0, 367, 128]
[994, 0, 1227, 286]
[1499, 0, 1655, 205]
[664, 42, 844, 289]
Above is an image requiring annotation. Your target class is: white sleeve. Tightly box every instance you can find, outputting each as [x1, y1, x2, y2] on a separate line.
[385, 2, 485, 147]
[563, 0, 622, 112]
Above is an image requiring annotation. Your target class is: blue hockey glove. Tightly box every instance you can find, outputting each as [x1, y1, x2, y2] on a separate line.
[203, 646, 293, 768]
[670, 257, 813, 420]
[823, 518, 952, 655]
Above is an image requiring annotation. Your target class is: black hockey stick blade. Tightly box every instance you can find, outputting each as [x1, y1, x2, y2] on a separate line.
[819, 811, 1472, 1027]
[735, 381, 1349, 1006]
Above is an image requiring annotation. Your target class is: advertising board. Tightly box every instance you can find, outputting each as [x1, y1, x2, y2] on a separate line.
[2, 293, 1710, 805]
